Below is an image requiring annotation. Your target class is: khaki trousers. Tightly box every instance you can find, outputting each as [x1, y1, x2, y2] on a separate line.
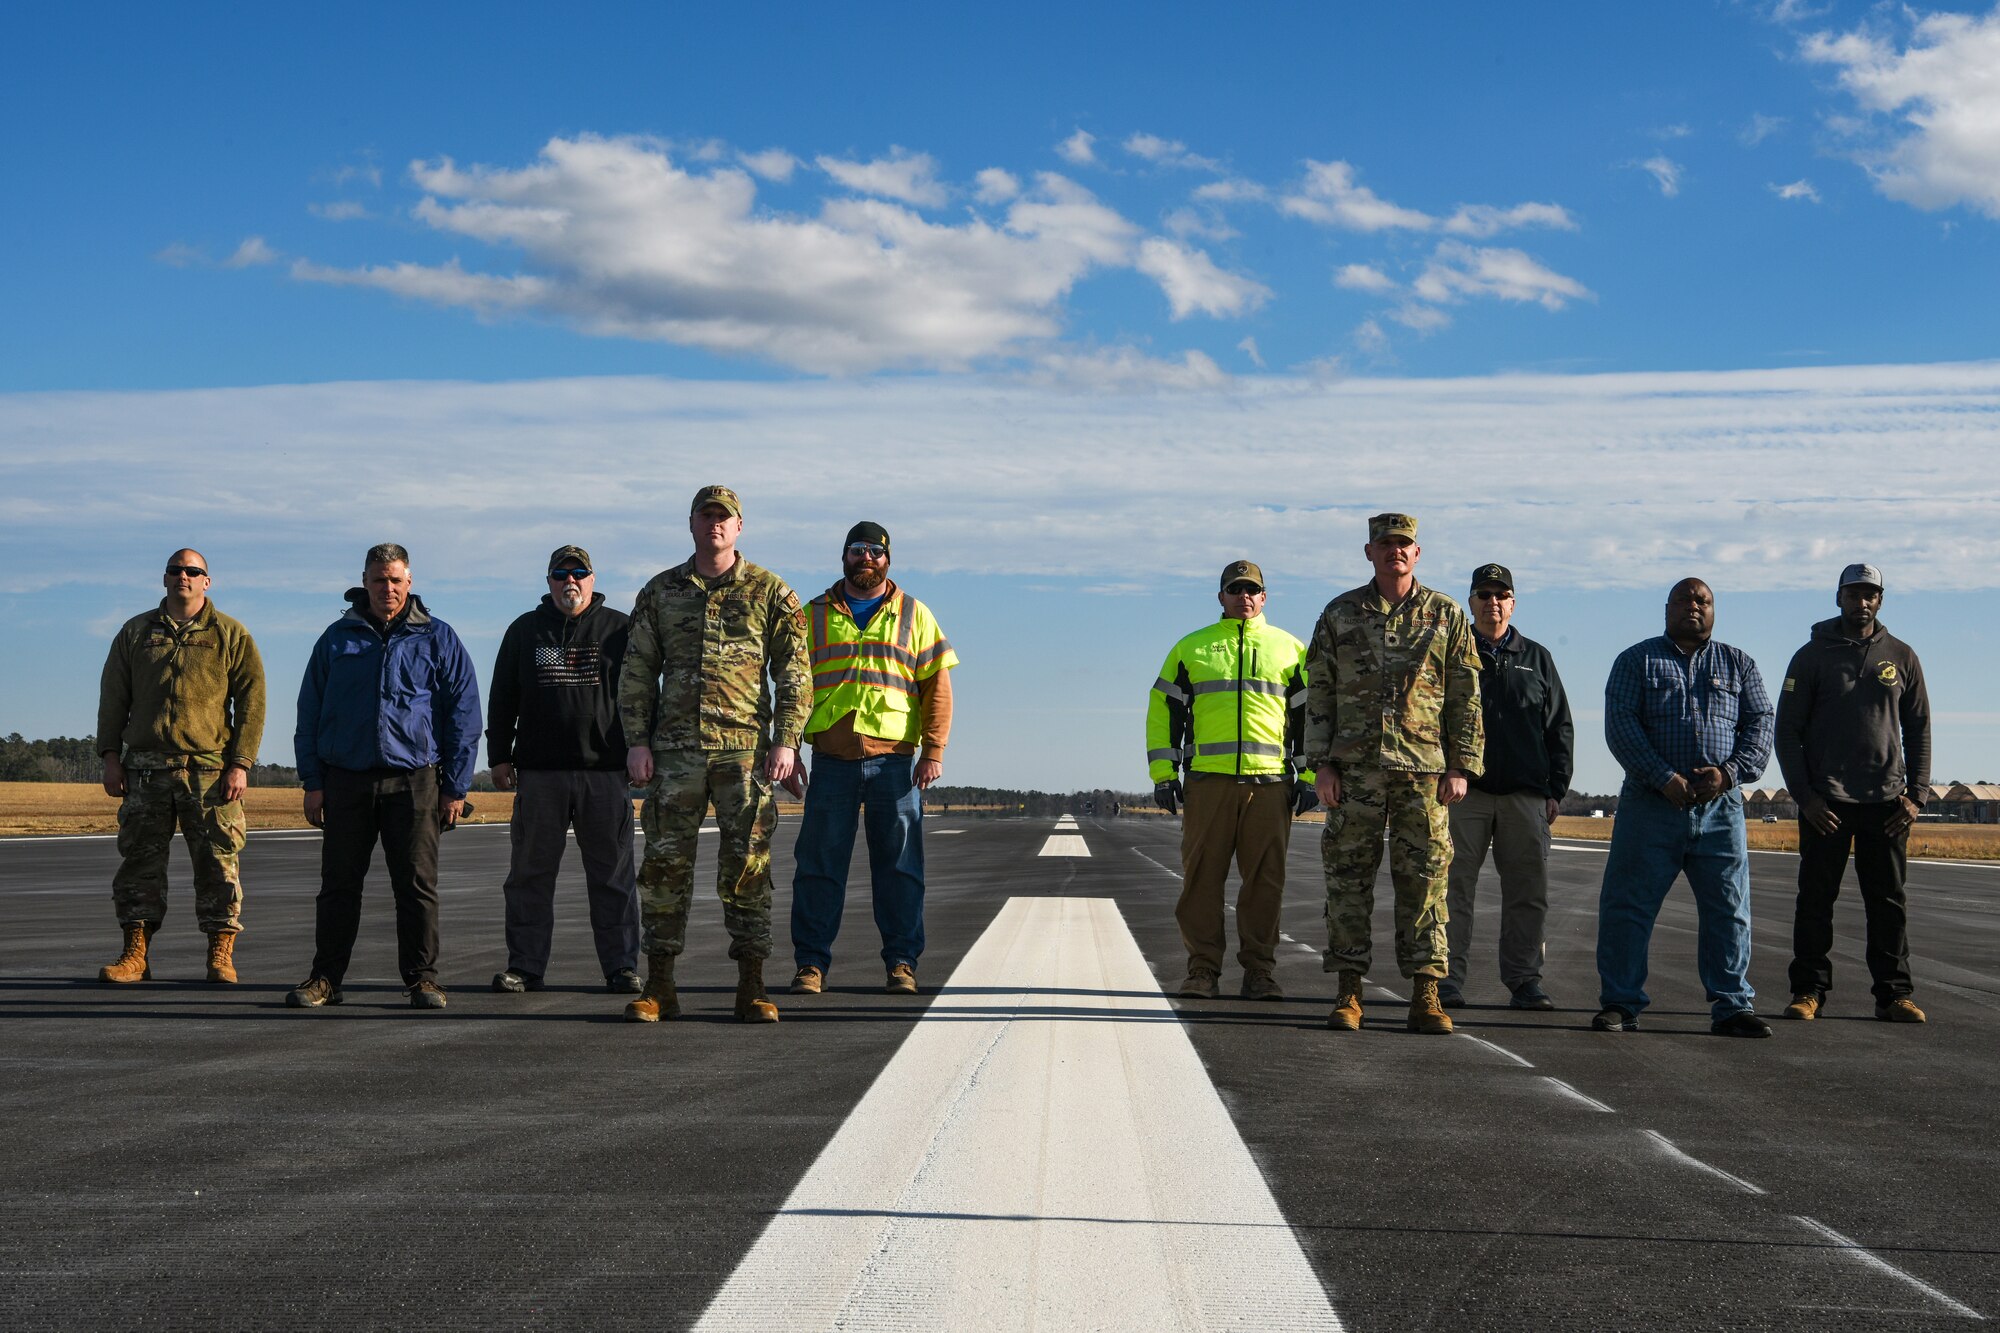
[1178, 774, 1292, 974]
[1445, 787, 1551, 990]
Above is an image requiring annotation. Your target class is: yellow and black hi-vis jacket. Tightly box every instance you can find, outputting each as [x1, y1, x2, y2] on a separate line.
[1146, 613, 1312, 785]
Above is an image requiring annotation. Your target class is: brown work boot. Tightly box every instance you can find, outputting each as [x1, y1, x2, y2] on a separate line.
[1241, 970, 1284, 1001]
[1327, 971, 1364, 1031]
[1177, 967, 1220, 998]
[1783, 993, 1820, 1020]
[205, 932, 239, 984]
[735, 957, 779, 1023]
[885, 963, 918, 994]
[791, 965, 824, 994]
[1407, 975, 1454, 1035]
[98, 923, 156, 983]
[624, 953, 680, 1023]
[1875, 996, 1927, 1024]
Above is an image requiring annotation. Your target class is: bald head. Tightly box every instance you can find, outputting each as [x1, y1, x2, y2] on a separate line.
[162, 548, 210, 617]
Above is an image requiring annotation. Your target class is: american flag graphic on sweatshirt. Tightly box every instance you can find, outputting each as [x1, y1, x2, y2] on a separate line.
[535, 642, 601, 689]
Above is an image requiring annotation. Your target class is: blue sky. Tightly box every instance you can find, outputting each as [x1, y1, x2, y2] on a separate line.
[4, 1, 1999, 792]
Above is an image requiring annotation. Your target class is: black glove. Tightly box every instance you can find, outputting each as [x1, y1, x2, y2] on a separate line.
[1154, 779, 1183, 816]
[1291, 780, 1318, 817]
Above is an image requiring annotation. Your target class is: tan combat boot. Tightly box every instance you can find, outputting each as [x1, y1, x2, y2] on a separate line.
[735, 957, 779, 1023]
[98, 923, 156, 983]
[1408, 975, 1454, 1035]
[206, 932, 239, 984]
[1327, 971, 1365, 1031]
[623, 953, 680, 1023]
[1783, 993, 1820, 1020]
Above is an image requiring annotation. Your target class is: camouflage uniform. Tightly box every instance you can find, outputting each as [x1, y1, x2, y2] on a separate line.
[96, 601, 265, 933]
[1306, 575, 1483, 979]
[618, 554, 811, 960]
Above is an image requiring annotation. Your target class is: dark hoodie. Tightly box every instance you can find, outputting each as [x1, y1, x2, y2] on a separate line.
[486, 592, 629, 771]
[1775, 617, 1930, 806]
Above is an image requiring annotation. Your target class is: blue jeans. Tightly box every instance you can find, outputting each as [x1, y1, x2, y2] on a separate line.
[1596, 783, 1755, 1022]
[790, 752, 926, 972]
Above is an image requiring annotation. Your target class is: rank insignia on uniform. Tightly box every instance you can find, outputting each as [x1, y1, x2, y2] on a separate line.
[1878, 663, 1898, 684]
[1783, 677, 1795, 692]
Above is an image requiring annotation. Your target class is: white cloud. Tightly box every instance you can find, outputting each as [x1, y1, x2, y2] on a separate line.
[223, 236, 280, 268]
[738, 148, 799, 182]
[291, 136, 1147, 374]
[1352, 320, 1389, 355]
[1441, 202, 1577, 237]
[1133, 238, 1270, 319]
[1388, 302, 1453, 333]
[974, 168, 1021, 203]
[1771, 178, 1823, 202]
[817, 147, 946, 207]
[1740, 112, 1789, 146]
[1334, 263, 1396, 294]
[329, 162, 383, 189]
[1026, 346, 1230, 390]
[309, 200, 372, 221]
[154, 242, 203, 268]
[1411, 241, 1594, 311]
[1192, 178, 1268, 204]
[1653, 123, 1693, 140]
[1122, 132, 1220, 172]
[1803, 7, 2000, 218]
[1637, 156, 1683, 197]
[1237, 336, 1265, 368]
[1161, 206, 1237, 241]
[1056, 129, 1097, 165]
[1279, 160, 1434, 231]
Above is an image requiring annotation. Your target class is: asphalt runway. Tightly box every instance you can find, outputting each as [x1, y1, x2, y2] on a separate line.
[2, 812, 1995, 1330]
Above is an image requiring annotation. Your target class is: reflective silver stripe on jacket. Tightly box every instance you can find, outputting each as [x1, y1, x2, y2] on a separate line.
[1152, 676, 1189, 703]
[1195, 740, 1284, 757]
[1189, 677, 1286, 697]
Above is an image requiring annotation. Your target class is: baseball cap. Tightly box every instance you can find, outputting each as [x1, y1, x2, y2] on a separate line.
[1219, 559, 1265, 591]
[1368, 512, 1418, 542]
[547, 544, 592, 573]
[690, 485, 742, 517]
[1470, 563, 1513, 592]
[845, 521, 891, 550]
[1838, 562, 1884, 592]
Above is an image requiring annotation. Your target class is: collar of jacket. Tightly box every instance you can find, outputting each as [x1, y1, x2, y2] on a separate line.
[669, 553, 743, 589]
[537, 590, 606, 621]
[152, 597, 213, 630]
[824, 578, 898, 617]
[1345, 579, 1427, 614]
[341, 588, 432, 633]
[1810, 615, 1890, 648]
[1215, 610, 1267, 627]
[1477, 626, 1520, 654]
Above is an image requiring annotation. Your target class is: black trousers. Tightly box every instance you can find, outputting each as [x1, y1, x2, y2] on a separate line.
[503, 768, 640, 978]
[313, 765, 442, 987]
[1788, 800, 1912, 1002]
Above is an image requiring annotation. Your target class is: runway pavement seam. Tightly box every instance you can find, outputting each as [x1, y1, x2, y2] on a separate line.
[1789, 1214, 1987, 1321]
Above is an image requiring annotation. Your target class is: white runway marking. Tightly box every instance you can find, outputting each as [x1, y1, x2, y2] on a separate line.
[1038, 834, 1091, 857]
[692, 896, 1343, 1332]
[1639, 1129, 1765, 1195]
[1791, 1215, 1984, 1321]
[932, 829, 966, 836]
[1459, 1035, 1534, 1068]
[1541, 1077, 1615, 1112]
[1132, 848, 1182, 879]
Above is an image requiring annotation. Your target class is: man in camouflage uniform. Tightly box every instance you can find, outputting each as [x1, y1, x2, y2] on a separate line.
[96, 548, 266, 985]
[617, 485, 812, 1023]
[1306, 513, 1483, 1034]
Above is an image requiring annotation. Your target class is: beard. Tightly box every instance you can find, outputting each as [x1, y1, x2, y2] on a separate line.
[845, 558, 887, 592]
[557, 585, 587, 611]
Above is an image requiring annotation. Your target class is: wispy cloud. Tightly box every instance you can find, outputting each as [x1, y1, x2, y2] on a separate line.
[1441, 202, 1576, 237]
[817, 147, 947, 207]
[1412, 242, 1594, 311]
[1803, 6, 2000, 218]
[738, 148, 799, 182]
[1740, 112, 1788, 146]
[8, 363, 1998, 596]
[1771, 178, 1822, 202]
[222, 236, 280, 268]
[1122, 132, 1220, 172]
[1636, 155, 1683, 197]
[1334, 263, 1396, 294]
[1279, 160, 1434, 231]
[308, 200, 372, 221]
[1236, 336, 1265, 368]
[155, 237, 282, 268]
[1133, 239, 1270, 319]
[973, 168, 1020, 203]
[1056, 129, 1097, 165]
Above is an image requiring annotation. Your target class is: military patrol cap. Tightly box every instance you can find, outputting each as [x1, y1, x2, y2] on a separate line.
[845, 521, 891, 551]
[1219, 559, 1265, 591]
[547, 544, 593, 573]
[1838, 562, 1884, 591]
[1470, 563, 1513, 592]
[1368, 512, 1418, 542]
[690, 485, 742, 517]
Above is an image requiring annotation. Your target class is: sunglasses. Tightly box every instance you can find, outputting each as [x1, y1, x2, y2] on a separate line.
[1224, 582, 1264, 595]
[548, 568, 592, 581]
[846, 543, 888, 559]
[1472, 588, 1512, 601]
[165, 564, 208, 578]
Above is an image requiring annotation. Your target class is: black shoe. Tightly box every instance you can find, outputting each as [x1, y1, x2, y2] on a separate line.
[605, 968, 642, 994]
[1509, 982, 1555, 1011]
[492, 969, 542, 994]
[286, 975, 343, 1008]
[408, 980, 449, 1010]
[1711, 1011, 1772, 1039]
[1591, 1005, 1638, 1032]
[1437, 980, 1466, 1009]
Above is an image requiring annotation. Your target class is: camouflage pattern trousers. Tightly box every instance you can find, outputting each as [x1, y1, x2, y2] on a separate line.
[112, 766, 246, 933]
[639, 748, 777, 960]
[1322, 766, 1450, 979]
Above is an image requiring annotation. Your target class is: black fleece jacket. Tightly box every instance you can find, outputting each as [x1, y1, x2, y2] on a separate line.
[1471, 628, 1574, 800]
[485, 593, 629, 771]
[1775, 617, 1930, 806]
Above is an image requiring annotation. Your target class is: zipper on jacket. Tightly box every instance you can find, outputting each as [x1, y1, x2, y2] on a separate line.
[1236, 620, 1246, 776]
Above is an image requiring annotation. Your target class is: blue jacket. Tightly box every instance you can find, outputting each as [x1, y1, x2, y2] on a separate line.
[295, 591, 482, 797]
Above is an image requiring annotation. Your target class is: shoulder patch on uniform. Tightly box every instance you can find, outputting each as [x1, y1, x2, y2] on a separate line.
[782, 590, 802, 615]
[1783, 677, 1795, 692]
[1877, 662, 1898, 684]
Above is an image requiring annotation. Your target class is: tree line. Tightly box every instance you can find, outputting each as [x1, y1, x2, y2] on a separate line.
[0, 734, 299, 786]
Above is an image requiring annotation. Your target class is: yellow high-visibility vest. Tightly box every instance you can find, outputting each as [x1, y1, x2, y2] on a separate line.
[804, 584, 957, 745]
[1146, 613, 1311, 784]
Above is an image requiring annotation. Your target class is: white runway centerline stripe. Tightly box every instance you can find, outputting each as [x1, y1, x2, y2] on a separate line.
[1038, 833, 1091, 856]
[1540, 1077, 1615, 1113]
[1791, 1215, 1985, 1320]
[693, 896, 1343, 1332]
[1640, 1129, 1766, 1196]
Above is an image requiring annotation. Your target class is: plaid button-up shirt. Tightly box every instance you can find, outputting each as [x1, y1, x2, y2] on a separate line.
[1604, 636, 1773, 793]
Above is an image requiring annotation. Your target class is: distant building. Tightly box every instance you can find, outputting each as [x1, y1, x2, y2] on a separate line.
[1938, 783, 2000, 824]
